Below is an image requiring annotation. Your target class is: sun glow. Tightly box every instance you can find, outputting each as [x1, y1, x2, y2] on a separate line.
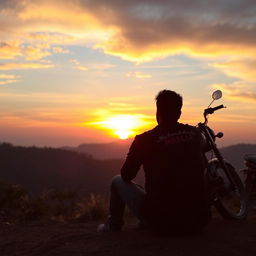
[105, 115, 139, 139]
[115, 130, 131, 140]
[88, 114, 153, 140]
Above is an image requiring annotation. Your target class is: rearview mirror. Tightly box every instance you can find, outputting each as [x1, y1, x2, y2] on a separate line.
[212, 90, 222, 100]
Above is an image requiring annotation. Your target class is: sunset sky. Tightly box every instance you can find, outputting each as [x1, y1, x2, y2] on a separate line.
[0, 0, 256, 147]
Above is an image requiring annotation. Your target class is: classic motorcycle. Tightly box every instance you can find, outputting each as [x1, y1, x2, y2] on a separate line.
[199, 90, 247, 220]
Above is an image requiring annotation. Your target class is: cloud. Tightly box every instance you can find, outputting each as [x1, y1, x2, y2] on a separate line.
[24, 45, 52, 60]
[70, 59, 80, 65]
[0, 38, 72, 61]
[212, 59, 256, 82]
[212, 82, 256, 102]
[0, 91, 142, 128]
[27, 32, 77, 44]
[70, 59, 115, 71]
[70, 59, 88, 71]
[76, 65, 89, 71]
[86, 0, 256, 61]
[1, 0, 256, 62]
[0, 41, 23, 59]
[90, 63, 116, 70]
[0, 91, 97, 105]
[0, 62, 54, 70]
[52, 46, 70, 54]
[126, 71, 152, 79]
[0, 79, 19, 85]
[0, 74, 17, 79]
[211, 58, 256, 103]
[95, 20, 256, 62]
[0, 73, 20, 85]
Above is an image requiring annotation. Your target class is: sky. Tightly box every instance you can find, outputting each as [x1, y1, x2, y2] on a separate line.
[0, 0, 256, 147]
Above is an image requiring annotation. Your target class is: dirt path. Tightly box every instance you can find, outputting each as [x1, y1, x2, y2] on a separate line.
[1, 216, 256, 256]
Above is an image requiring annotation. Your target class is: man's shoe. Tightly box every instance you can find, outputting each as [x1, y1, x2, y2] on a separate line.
[97, 221, 121, 233]
[97, 223, 110, 233]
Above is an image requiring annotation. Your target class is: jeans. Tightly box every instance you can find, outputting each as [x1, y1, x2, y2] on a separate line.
[108, 175, 145, 229]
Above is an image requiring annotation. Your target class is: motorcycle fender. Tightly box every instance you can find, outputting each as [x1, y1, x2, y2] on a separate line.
[207, 158, 235, 181]
[207, 158, 235, 172]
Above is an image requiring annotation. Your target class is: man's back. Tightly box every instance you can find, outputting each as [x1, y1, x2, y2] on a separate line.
[98, 90, 211, 234]
[121, 123, 211, 233]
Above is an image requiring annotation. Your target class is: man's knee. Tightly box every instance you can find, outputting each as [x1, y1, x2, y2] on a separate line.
[111, 175, 123, 189]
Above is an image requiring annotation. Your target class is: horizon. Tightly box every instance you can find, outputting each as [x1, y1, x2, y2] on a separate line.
[0, 1, 256, 147]
[1, 138, 256, 150]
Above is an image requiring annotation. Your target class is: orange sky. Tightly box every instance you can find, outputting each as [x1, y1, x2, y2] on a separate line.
[0, 0, 256, 147]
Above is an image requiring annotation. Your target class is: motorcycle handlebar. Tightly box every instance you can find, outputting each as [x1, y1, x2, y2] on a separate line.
[204, 104, 225, 115]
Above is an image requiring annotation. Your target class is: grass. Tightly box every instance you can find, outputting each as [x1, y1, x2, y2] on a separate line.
[0, 181, 108, 224]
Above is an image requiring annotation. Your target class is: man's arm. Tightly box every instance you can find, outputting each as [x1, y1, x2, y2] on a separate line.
[121, 135, 143, 182]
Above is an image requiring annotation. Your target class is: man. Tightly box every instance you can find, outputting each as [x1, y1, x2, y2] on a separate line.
[98, 90, 211, 234]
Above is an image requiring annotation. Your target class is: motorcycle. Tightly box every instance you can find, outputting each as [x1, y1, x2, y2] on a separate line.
[198, 90, 247, 220]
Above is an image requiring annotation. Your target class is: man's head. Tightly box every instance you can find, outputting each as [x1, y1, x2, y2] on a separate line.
[155, 90, 183, 124]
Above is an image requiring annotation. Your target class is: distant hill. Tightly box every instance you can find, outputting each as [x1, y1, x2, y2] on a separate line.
[62, 139, 132, 160]
[220, 143, 256, 169]
[0, 142, 255, 196]
[63, 141, 256, 169]
[0, 143, 124, 195]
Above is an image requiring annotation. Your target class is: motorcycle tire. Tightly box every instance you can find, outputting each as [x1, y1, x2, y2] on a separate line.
[244, 171, 256, 212]
[208, 159, 248, 220]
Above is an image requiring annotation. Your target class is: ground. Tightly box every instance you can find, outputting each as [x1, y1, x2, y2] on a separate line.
[1, 215, 256, 256]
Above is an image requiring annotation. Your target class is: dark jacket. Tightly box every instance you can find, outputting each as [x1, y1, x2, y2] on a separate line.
[121, 123, 211, 233]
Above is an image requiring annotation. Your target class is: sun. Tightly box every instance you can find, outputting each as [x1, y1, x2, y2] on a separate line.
[105, 115, 138, 140]
[87, 114, 153, 140]
[115, 130, 131, 140]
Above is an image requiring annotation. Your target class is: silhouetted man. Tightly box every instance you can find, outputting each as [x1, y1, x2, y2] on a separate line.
[98, 90, 211, 234]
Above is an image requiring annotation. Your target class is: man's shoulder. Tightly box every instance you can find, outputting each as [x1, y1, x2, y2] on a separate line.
[177, 122, 197, 131]
[177, 123, 201, 139]
[133, 123, 200, 144]
[135, 126, 159, 139]
[135, 123, 198, 137]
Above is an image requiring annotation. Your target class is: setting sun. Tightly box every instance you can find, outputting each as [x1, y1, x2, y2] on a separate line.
[105, 115, 138, 139]
[88, 114, 153, 140]
[114, 130, 131, 140]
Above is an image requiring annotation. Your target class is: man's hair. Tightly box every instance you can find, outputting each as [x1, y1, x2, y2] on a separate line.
[155, 90, 183, 122]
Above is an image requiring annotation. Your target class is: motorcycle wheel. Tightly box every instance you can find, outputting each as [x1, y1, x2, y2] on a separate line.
[244, 171, 256, 212]
[208, 159, 248, 220]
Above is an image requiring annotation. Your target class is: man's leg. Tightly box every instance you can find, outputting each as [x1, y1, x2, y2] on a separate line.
[99, 175, 145, 231]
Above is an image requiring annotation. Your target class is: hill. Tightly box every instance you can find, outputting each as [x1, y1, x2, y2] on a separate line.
[220, 144, 256, 169]
[62, 139, 132, 160]
[0, 143, 124, 195]
[0, 142, 255, 195]
[64, 141, 256, 170]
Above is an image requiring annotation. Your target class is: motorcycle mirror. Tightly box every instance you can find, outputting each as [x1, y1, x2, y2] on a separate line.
[212, 90, 222, 100]
[208, 90, 223, 108]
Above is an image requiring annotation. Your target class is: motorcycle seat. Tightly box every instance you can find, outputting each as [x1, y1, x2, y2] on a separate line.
[244, 154, 256, 167]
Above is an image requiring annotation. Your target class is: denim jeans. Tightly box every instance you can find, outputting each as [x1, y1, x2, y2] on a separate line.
[107, 175, 211, 234]
[108, 175, 145, 229]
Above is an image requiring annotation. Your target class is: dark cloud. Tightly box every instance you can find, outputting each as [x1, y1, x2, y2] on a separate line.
[75, 0, 256, 60]
[0, 0, 15, 8]
[82, 0, 256, 23]
[214, 83, 256, 102]
[1, 0, 256, 61]
[234, 91, 256, 101]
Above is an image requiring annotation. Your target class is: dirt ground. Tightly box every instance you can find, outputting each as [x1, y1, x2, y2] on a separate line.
[1, 214, 256, 256]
